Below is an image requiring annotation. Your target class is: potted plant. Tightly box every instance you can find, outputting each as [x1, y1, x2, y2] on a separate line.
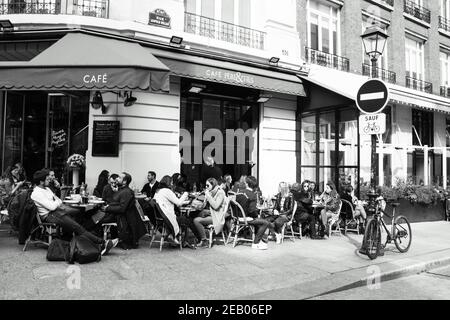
[67, 154, 85, 187]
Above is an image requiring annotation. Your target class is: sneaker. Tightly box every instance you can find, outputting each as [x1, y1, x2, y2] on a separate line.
[101, 239, 115, 256]
[275, 233, 282, 244]
[183, 241, 196, 250]
[198, 239, 209, 248]
[358, 247, 367, 255]
[252, 243, 268, 250]
[258, 241, 268, 249]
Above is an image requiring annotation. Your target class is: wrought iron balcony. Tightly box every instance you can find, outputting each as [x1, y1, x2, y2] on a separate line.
[184, 12, 265, 50]
[380, 0, 394, 6]
[440, 86, 450, 98]
[406, 76, 432, 94]
[305, 47, 350, 72]
[0, 0, 109, 18]
[362, 64, 396, 84]
[403, 0, 430, 24]
[439, 16, 450, 32]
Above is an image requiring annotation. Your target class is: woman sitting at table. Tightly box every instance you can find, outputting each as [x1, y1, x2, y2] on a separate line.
[340, 185, 367, 223]
[192, 178, 228, 248]
[265, 182, 294, 244]
[308, 181, 320, 201]
[93, 170, 109, 198]
[318, 181, 341, 237]
[291, 181, 318, 239]
[154, 175, 196, 248]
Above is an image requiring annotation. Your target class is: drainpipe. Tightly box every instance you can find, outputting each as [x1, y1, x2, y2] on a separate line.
[443, 147, 447, 190]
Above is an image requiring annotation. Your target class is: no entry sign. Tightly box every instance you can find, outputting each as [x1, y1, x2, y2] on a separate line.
[356, 79, 390, 114]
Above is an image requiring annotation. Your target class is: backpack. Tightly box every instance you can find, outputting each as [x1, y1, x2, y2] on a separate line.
[69, 235, 101, 264]
[46, 239, 71, 262]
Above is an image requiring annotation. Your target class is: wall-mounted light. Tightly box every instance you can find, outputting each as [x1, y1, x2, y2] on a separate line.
[0, 20, 14, 32]
[170, 36, 183, 48]
[124, 91, 137, 107]
[189, 83, 206, 94]
[91, 91, 104, 109]
[268, 57, 280, 66]
[257, 93, 272, 103]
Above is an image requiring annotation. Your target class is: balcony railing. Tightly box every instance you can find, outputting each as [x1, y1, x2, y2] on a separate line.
[381, 0, 394, 6]
[362, 64, 396, 84]
[406, 76, 433, 94]
[440, 86, 450, 98]
[305, 47, 350, 72]
[403, 0, 431, 24]
[439, 16, 450, 32]
[0, 0, 109, 18]
[184, 12, 265, 50]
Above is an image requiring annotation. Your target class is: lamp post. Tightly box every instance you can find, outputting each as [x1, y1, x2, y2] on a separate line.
[361, 25, 389, 194]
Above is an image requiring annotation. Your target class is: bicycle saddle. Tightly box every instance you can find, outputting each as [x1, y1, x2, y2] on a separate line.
[390, 202, 400, 208]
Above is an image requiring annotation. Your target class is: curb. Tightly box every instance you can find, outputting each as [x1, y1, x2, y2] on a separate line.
[308, 254, 450, 299]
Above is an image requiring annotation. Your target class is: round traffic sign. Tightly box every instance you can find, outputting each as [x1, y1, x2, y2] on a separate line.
[356, 79, 390, 114]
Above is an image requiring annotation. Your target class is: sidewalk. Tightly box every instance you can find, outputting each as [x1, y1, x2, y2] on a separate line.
[1, 221, 449, 300]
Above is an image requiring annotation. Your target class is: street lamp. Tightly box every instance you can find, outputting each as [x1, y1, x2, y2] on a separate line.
[361, 24, 389, 79]
[361, 25, 388, 194]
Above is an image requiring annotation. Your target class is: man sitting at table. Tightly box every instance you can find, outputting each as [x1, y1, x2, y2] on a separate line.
[30, 169, 117, 255]
[265, 182, 294, 244]
[100, 172, 147, 250]
[235, 176, 272, 250]
[102, 173, 119, 204]
[141, 171, 159, 200]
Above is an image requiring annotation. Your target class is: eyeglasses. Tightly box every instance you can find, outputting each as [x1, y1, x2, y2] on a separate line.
[206, 184, 212, 188]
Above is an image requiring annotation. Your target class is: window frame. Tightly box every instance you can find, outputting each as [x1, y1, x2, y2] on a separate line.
[306, 0, 341, 55]
[405, 36, 425, 80]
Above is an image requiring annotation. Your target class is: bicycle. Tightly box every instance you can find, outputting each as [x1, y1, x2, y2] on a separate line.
[362, 198, 412, 260]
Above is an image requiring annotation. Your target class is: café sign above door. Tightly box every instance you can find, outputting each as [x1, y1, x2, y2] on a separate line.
[149, 9, 171, 28]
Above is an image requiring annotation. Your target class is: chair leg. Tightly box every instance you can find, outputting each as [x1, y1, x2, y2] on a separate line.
[233, 226, 239, 248]
[22, 236, 31, 252]
[209, 229, 213, 249]
[290, 225, 295, 242]
[160, 226, 165, 252]
[222, 232, 227, 246]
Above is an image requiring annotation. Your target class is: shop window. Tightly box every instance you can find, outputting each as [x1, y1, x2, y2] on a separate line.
[319, 111, 336, 167]
[446, 118, 450, 147]
[442, 0, 450, 19]
[412, 109, 433, 147]
[301, 115, 316, 166]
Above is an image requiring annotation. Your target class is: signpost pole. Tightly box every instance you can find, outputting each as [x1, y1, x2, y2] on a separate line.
[370, 58, 378, 191]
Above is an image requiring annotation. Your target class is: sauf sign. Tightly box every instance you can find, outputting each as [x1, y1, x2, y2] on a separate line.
[356, 79, 389, 135]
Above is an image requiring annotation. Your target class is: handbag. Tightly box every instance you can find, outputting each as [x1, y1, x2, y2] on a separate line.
[69, 234, 101, 264]
[46, 239, 71, 262]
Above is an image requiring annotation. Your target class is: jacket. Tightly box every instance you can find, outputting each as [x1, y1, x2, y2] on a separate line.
[141, 181, 160, 199]
[11, 189, 38, 244]
[106, 186, 146, 245]
[273, 193, 294, 218]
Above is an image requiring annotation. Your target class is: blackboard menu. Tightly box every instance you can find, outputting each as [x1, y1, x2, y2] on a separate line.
[92, 121, 120, 157]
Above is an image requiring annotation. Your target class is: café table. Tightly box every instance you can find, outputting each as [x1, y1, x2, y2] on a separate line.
[134, 193, 147, 200]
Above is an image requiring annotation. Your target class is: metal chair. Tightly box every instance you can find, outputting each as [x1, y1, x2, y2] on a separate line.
[341, 199, 360, 235]
[23, 211, 60, 251]
[102, 223, 117, 241]
[281, 200, 299, 242]
[445, 198, 450, 222]
[226, 198, 255, 248]
[328, 200, 343, 237]
[135, 199, 152, 236]
[207, 197, 231, 248]
[148, 199, 182, 251]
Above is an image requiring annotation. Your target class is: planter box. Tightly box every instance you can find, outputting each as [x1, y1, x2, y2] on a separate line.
[384, 198, 446, 223]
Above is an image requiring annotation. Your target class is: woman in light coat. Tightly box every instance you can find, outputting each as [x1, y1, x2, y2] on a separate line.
[193, 178, 228, 248]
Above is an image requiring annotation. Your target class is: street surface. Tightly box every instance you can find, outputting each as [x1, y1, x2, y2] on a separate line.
[311, 265, 450, 300]
[1, 221, 450, 300]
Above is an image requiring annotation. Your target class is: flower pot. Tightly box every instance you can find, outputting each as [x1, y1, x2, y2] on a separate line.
[384, 198, 446, 223]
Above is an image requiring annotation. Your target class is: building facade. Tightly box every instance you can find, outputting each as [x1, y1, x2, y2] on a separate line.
[297, 0, 450, 193]
[0, 0, 306, 197]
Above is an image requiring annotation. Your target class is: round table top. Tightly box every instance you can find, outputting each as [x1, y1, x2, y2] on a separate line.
[135, 194, 147, 199]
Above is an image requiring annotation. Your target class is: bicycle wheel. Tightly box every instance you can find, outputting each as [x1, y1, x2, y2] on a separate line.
[364, 218, 381, 260]
[393, 215, 412, 253]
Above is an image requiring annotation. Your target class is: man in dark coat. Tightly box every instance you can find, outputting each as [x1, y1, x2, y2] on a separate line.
[141, 171, 159, 199]
[102, 172, 146, 250]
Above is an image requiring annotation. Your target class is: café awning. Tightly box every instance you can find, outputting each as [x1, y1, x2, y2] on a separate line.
[149, 48, 306, 96]
[0, 32, 170, 91]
